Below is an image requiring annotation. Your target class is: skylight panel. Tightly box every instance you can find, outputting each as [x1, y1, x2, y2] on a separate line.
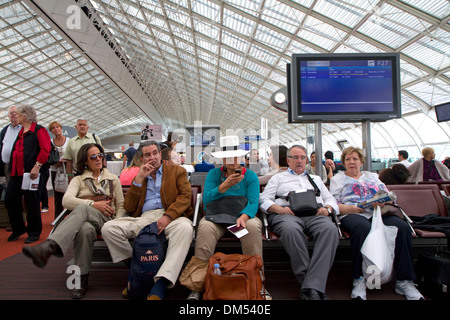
[402, 36, 450, 71]
[313, 0, 368, 28]
[261, 0, 304, 33]
[407, 0, 450, 19]
[248, 44, 277, 65]
[191, 0, 221, 21]
[222, 8, 255, 37]
[254, 24, 290, 49]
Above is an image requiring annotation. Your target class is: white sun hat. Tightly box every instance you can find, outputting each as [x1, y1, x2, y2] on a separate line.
[211, 135, 249, 158]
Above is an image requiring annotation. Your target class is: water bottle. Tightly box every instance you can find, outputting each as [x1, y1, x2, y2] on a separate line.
[213, 263, 221, 275]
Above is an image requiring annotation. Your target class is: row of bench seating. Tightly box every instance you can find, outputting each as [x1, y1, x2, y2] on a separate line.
[190, 182, 449, 245]
[52, 181, 449, 264]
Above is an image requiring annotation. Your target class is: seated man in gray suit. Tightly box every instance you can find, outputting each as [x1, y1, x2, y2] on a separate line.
[259, 145, 340, 300]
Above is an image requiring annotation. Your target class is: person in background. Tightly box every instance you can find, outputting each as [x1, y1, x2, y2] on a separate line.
[22, 143, 125, 299]
[119, 152, 141, 186]
[161, 147, 181, 166]
[64, 119, 101, 181]
[0, 105, 22, 229]
[378, 163, 411, 185]
[246, 149, 269, 176]
[160, 132, 179, 150]
[305, 151, 327, 184]
[259, 145, 339, 300]
[48, 121, 69, 219]
[330, 146, 423, 300]
[407, 147, 449, 183]
[5, 104, 51, 243]
[1, 105, 22, 184]
[324, 150, 345, 185]
[194, 154, 215, 172]
[396, 150, 411, 168]
[444, 156, 450, 169]
[122, 141, 137, 170]
[258, 145, 288, 186]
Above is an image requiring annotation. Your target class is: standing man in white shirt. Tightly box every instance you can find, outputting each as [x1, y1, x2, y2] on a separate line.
[259, 145, 340, 300]
[397, 150, 411, 168]
[1, 106, 22, 183]
[0, 106, 23, 228]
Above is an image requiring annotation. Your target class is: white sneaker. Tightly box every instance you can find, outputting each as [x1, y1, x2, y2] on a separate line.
[186, 291, 201, 300]
[351, 277, 367, 300]
[261, 288, 272, 300]
[395, 280, 424, 300]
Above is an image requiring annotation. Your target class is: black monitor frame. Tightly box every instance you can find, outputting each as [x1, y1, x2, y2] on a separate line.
[435, 101, 450, 123]
[288, 52, 402, 123]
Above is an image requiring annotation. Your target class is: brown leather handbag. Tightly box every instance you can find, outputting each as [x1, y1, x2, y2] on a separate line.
[79, 180, 115, 203]
[203, 252, 264, 300]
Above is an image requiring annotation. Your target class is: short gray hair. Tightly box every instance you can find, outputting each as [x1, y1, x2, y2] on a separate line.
[16, 104, 37, 123]
[288, 145, 307, 156]
[136, 140, 161, 159]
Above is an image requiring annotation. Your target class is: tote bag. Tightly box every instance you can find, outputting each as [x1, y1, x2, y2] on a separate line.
[54, 164, 69, 193]
[360, 206, 398, 286]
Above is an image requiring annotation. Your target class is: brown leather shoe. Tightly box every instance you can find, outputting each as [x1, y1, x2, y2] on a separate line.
[71, 274, 89, 299]
[22, 239, 61, 268]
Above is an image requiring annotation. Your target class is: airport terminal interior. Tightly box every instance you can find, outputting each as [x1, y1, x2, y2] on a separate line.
[0, 0, 449, 303]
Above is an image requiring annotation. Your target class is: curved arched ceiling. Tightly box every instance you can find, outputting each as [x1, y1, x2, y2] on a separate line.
[0, 0, 449, 160]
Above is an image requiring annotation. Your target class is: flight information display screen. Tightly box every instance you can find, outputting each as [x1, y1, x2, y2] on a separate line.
[299, 59, 394, 113]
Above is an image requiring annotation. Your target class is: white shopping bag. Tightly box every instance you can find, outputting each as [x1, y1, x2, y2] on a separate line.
[360, 206, 398, 286]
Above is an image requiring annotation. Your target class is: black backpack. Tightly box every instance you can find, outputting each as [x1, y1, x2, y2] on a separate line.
[127, 222, 168, 300]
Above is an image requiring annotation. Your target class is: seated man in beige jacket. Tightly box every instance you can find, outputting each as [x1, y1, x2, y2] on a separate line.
[101, 140, 193, 300]
[22, 143, 125, 299]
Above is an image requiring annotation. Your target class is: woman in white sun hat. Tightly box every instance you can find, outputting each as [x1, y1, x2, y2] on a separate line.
[185, 135, 270, 300]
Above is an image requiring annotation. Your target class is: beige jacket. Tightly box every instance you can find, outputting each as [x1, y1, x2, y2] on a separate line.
[62, 168, 126, 218]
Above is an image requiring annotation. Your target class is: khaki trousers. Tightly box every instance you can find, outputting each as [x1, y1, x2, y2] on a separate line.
[49, 204, 111, 274]
[101, 209, 193, 287]
[194, 216, 263, 262]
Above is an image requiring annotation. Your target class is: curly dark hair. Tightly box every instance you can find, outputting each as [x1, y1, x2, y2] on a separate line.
[378, 163, 411, 185]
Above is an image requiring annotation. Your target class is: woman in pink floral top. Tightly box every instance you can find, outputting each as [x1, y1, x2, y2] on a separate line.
[330, 147, 423, 301]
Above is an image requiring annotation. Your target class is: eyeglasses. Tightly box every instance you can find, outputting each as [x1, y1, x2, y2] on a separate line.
[288, 155, 307, 161]
[89, 153, 104, 160]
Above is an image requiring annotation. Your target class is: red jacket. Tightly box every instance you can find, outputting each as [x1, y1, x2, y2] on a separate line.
[10, 123, 51, 176]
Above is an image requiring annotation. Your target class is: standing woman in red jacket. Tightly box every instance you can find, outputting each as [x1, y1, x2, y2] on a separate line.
[5, 104, 51, 243]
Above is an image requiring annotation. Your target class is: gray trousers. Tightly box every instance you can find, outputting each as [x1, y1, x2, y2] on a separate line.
[268, 214, 339, 293]
[49, 204, 111, 274]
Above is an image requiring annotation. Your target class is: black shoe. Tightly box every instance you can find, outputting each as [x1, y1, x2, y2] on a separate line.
[7, 231, 25, 242]
[22, 239, 60, 268]
[71, 274, 89, 299]
[300, 289, 322, 300]
[319, 292, 330, 300]
[299, 289, 329, 300]
[25, 235, 40, 243]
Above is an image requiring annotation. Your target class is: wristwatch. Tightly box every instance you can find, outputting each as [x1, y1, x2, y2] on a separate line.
[326, 206, 333, 215]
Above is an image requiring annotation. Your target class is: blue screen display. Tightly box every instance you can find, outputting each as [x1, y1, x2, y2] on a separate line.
[435, 102, 450, 122]
[300, 59, 394, 113]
